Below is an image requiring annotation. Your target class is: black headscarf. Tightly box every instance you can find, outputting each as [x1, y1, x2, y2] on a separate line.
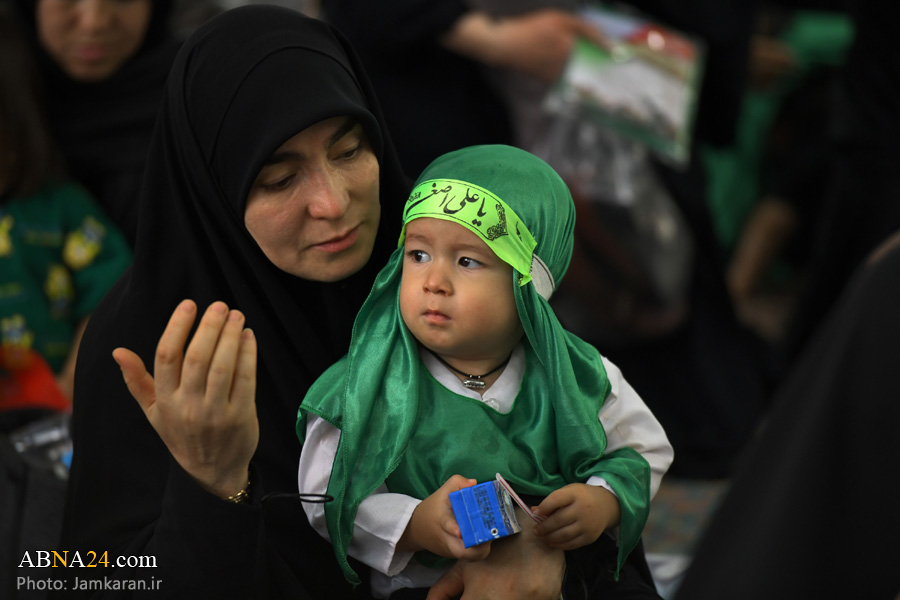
[8, 0, 181, 244]
[63, 6, 407, 597]
[74, 1, 407, 488]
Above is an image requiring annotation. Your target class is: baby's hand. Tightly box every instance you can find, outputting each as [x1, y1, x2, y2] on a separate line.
[401, 475, 492, 561]
[531, 483, 621, 550]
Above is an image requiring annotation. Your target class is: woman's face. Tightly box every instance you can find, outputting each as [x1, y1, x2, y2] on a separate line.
[245, 116, 382, 283]
[37, 0, 152, 82]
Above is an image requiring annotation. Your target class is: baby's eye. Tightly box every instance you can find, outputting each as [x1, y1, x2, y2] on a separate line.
[407, 249, 431, 263]
[459, 257, 482, 269]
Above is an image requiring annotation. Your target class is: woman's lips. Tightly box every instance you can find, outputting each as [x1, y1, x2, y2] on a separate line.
[75, 45, 108, 62]
[314, 227, 359, 253]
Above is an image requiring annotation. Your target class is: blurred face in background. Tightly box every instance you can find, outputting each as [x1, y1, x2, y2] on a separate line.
[37, 0, 152, 81]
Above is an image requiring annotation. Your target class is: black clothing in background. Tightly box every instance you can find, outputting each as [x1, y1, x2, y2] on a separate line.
[8, 0, 181, 246]
[57, 6, 407, 598]
[322, 0, 515, 177]
[675, 237, 900, 600]
[784, 0, 900, 364]
[626, 0, 757, 149]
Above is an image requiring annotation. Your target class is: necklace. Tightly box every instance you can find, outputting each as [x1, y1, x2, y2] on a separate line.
[427, 349, 512, 390]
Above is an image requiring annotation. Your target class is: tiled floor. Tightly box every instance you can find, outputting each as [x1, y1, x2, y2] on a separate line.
[642, 477, 730, 598]
[644, 477, 730, 555]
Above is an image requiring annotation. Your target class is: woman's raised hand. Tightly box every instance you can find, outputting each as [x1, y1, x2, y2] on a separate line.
[113, 299, 259, 499]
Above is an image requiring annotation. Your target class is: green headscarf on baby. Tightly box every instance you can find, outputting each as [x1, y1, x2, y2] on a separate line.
[298, 145, 650, 585]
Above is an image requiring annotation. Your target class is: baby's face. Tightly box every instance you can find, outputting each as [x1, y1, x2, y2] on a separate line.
[399, 217, 523, 371]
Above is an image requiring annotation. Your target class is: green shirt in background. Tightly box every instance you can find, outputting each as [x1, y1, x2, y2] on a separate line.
[0, 182, 132, 373]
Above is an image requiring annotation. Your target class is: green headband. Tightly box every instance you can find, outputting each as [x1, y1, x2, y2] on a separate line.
[399, 178, 537, 286]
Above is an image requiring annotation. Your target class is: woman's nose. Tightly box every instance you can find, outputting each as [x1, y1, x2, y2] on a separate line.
[79, 0, 115, 33]
[306, 168, 349, 220]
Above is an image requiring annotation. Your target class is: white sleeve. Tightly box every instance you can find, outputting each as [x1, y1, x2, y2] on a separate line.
[587, 356, 674, 500]
[298, 415, 420, 576]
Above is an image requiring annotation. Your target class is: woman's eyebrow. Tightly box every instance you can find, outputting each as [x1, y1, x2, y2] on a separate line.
[262, 119, 361, 167]
[262, 151, 300, 166]
[327, 118, 361, 147]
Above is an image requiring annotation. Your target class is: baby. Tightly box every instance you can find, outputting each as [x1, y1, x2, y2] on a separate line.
[298, 145, 673, 598]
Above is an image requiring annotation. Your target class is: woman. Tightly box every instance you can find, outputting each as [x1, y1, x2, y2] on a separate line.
[60, 6, 564, 598]
[10, 0, 181, 245]
[60, 5, 405, 598]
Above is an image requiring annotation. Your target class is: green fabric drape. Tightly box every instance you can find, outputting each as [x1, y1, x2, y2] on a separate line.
[298, 145, 651, 584]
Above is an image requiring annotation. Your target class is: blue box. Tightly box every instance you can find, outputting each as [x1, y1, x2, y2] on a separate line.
[449, 480, 522, 548]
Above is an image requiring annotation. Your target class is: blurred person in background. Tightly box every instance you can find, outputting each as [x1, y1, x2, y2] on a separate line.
[0, 3, 131, 410]
[782, 0, 900, 366]
[321, 0, 606, 177]
[6, 0, 182, 246]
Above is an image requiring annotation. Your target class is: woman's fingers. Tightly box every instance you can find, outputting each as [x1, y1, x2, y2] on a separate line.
[154, 299, 198, 398]
[203, 309, 246, 405]
[152, 300, 253, 403]
[231, 328, 258, 410]
[179, 301, 229, 395]
[112, 347, 156, 414]
[425, 562, 465, 600]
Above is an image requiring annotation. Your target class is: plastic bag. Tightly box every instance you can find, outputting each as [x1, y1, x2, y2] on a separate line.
[534, 105, 694, 347]
[0, 412, 70, 598]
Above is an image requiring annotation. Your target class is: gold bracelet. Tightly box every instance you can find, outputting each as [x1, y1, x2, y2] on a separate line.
[225, 480, 251, 504]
